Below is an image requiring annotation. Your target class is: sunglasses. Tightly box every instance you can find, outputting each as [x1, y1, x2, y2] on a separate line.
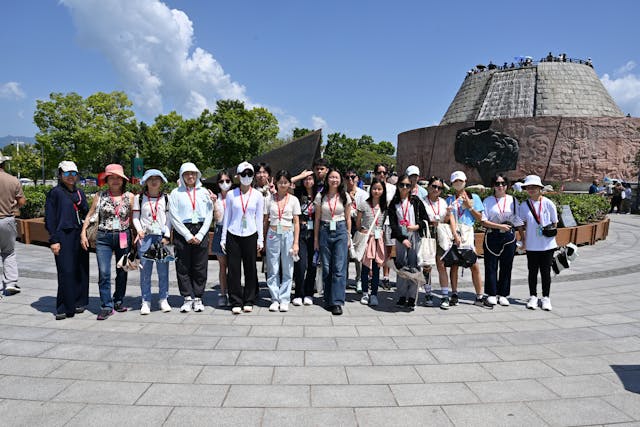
[62, 171, 78, 177]
[398, 183, 411, 189]
[494, 182, 507, 187]
[346, 175, 357, 180]
[375, 170, 387, 175]
[430, 185, 443, 190]
[239, 171, 254, 178]
[218, 179, 231, 184]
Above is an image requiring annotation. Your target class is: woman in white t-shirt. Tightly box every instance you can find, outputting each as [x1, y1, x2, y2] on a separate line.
[518, 175, 558, 311]
[263, 170, 301, 312]
[212, 170, 232, 307]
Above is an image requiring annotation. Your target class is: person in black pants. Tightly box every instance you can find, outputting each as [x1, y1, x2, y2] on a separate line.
[45, 161, 89, 320]
[292, 174, 318, 306]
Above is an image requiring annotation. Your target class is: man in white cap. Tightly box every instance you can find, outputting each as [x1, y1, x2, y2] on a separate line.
[0, 151, 26, 296]
[406, 165, 428, 203]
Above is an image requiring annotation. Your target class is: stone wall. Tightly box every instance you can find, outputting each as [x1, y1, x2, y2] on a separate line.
[397, 117, 640, 184]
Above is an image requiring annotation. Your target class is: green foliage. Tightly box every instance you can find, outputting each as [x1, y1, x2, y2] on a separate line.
[546, 193, 610, 225]
[19, 186, 50, 218]
[1, 143, 42, 182]
[324, 133, 395, 174]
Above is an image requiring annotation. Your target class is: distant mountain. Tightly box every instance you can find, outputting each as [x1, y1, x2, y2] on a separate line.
[0, 135, 36, 148]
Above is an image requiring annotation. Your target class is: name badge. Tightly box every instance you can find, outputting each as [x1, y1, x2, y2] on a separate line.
[76, 211, 81, 226]
[374, 227, 382, 240]
[434, 215, 440, 221]
[191, 211, 199, 224]
[307, 220, 314, 230]
[330, 220, 336, 231]
[276, 223, 283, 234]
[241, 215, 247, 229]
[401, 225, 408, 235]
[119, 231, 128, 249]
[112, 217, 121, 230]
[537, 225, 543, 236]
[150, 221, 161, 235]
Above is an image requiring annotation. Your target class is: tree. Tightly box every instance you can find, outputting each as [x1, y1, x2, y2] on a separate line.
[1, 143, 42, 182]
[324, 133, 395, 174]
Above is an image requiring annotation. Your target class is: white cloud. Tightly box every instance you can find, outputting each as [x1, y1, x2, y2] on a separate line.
[0, 82, 26, 100]
[601, 65, 640, 116]
[311, 115, 328, 131]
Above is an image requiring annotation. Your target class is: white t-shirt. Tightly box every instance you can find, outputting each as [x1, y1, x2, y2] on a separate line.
[349, 187, 369, 218]
[423, 197, 448, 223]
[133, 193, 172, 237]
[314, 192, 352, 222]
[264, 193, 301, 227]
[222, 187, 264, 245]
[483, 195, 523, 227]
[518, 197, 558, 251]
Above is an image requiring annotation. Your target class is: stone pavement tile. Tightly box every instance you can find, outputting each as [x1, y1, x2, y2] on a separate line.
[0, 313, 50, 327]
[592, 323, 640, 338]
[305, 350, 370, 366]
[447, 333, 511, 348]
[196, 366, 273, 385]
[48, 360, 202, 383]
[0, 399, 85, 427]
[425, 313, 476, 324]
[430, 348, 500, 364]
[466, 379, 559, 403]
[586, 313, 639, 325]
[102, 346, 178, 363]
[336, 336, 397, 350]
[600, 351, 640, 366]
[393, 335, 453, 350]
[52, 380, 150, 404]
[346, 365, 422, 384]
[539, 374, 626, 398]
[602, 336, 640, 353]
[282, 316, 332, 326]
[603, 392, 640, 420]
[467, 311, 522, 322]
[546, 305, 599, 317]
[249, 325, 304, 337]
[37, 318, 95, 330]
[356, 325, 414, 337]
[368, 349, 436, 365]
[378, 315, 430, 326]
[193, 325, 251, 337]
[545, 316, 600, 329]
[480, 360, 562, 380]
[180, 314, 235, 325]
[0, 339, 55, 356]
[264, 407, 357, 427]
[543, 355, 616, 375]
[216, 337, 277, 350]
[153, 334, 220, 350]
[0, 355, 66, 377]
[355, 406, 451, 427]
[544, 340, 618, 358]
[164, 408, 262, 427]
[390, 383, 478, 406]
[304, 326, 358, 337]
[415, 363, 494, 383]
[136, 383, 228, 406]
[236, 350, 304, 366]
[457, 321, 516, 334]
[443, 402, 547, 427]
[231, 315, 283, 326]
[170, 349, 240, 365]
[0, 375, 73, 400]
[273, 366, 348, 385]
[509, 310, 560, 321]
[501, 319, 557, 332]
[331, 315, 381, 326]
[311, 384, 393, 407]
[224, 385, 309, 407]
[66, 404, 172, 427]
[39, 343, 112, 361]
[277, 337, 337, 351]
[527, 397, 632, 426]
[86, 320, 148, 333]
[407, 324, 465, 336]
[0, 325, 53, 340]
[136, 322, 198, 335]
[490, 344, 562, 361]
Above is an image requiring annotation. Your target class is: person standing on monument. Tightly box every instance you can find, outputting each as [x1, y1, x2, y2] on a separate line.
[0, 151, 26, 297]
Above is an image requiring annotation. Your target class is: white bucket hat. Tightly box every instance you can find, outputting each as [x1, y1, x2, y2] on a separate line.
[522, 175, 544, 188]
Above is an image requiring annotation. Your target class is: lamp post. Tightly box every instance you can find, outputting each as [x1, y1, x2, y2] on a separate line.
[12, 140, 25, 179]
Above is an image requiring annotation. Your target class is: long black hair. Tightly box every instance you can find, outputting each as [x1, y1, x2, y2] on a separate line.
[294, 173, 317, 203]
[390, 173, 411, 206]
[367, 177, 388, 213]
[214, 169, 233, 195]
[490, 174, 510, 195]
[320, 168, 348, 206]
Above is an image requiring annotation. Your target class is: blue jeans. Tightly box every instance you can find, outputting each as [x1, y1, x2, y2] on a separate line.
[138, 234, 169, 302]
[361, 263, 380, 296]
[265, 228, 294, 304]
[96, 230, 131, 309]
[319, 221, 348, 307]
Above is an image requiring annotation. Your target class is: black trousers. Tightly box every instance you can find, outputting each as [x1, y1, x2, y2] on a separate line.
[226, 232, 258, 307]
[55, 228, 89, 315]
[483, 231, 517, 297]
[294, 228, 316, 299]
[174, 223, 209, 298]
[526, 249, 554, 297]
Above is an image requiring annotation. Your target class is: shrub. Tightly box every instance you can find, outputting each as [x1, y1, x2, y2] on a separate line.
[20, 186, 51, 218]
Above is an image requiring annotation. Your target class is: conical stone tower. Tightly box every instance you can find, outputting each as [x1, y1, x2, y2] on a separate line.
[397, 57, 640, 185]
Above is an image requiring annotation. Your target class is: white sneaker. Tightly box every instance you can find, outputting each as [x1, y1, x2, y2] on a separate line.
[292, 298, 303, 306]
[193, 298, 204, 312]
[486, 296, 497, 306]
[360, 295, 369, 305]
[279, 303, 289, 312]
[180, 296, 194, 313]
[140, 301, 151, 315]
[526, 295, 538, 310]
[541, 296, 552, 311]
[231, 306, 242, 315]
[160, 299, 172, 312]
[498, 296, 510, 306]
[243, 305, 253, 313]
[303, 297, 313, 306]
[269, 302, 279, 312]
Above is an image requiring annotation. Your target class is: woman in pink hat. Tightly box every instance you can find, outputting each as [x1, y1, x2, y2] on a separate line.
[81, 164, 135, 320]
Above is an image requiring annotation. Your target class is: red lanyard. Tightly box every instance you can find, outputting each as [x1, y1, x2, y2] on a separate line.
[427, 197, 440, 217]
[455, 197, 466, 218]
[146, 192, 161, 221]
[328, 193, 339, 219]
[530, 198, 543, 223]
[401, 198, 411, 224]
[187, 187, 197, 211]
[276, 193, 289, 221]
[240, 187, 252, 216]
[70, 190, 81, 212]
[108, 191, 122, 217]
[495, 195, 507, 215]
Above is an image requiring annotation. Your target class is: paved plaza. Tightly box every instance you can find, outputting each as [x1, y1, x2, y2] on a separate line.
[0, 215, 639, 426]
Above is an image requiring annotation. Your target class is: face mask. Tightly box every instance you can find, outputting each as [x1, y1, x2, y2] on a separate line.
[240, 176, 253, 186]
[219, 182, 232, 192]
[452, 182, 465, 191]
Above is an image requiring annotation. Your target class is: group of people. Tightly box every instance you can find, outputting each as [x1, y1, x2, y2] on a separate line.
[24, 155, 560, 320]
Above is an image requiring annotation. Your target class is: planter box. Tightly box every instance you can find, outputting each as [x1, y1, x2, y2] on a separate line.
[23, 217, 49, 245]
[474, 232, 484, 256]
[594, 218, 609, 241]
[574, 224, 595, 245]
[555, 227, 574, 246]
[15, 218, 26, 242]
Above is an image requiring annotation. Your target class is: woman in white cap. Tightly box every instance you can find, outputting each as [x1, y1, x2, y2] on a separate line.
[222, 161, 264, 314]
[518, 174, 558, 311]
[45, 161, 90, 320]
[81, 164, 135, 320]
[169, 162, 214, 313]
[133, 169, 172, 314]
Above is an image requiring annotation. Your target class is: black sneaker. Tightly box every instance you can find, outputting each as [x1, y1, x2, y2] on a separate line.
[114, 301, 130, 312]
[474, 296, 485, 307]
[381, 278, 390, 290]
[423, 294, 434, 307]
[55, 313, 67, 320]
[75, 306, 86, 314]
[4, 284, 21, 295]
[396, 297, 407, 306]
[440, 296, 450, 310]
[97, 308, 114, 320]
[450, 293, 459, 306]
[407, 298, 416, 310]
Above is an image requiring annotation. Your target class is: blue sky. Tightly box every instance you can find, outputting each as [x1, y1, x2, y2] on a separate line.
[1, 0, 639, 147]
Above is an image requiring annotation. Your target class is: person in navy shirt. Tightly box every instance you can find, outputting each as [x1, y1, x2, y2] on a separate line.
[45, 161, 89, 320]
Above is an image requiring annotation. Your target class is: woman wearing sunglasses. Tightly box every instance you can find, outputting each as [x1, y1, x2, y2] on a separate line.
[481, 174, 523, 307]
[222, 161, 264, 314]
[212, 170, 233, 307]
[45, 161, 90, 320]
